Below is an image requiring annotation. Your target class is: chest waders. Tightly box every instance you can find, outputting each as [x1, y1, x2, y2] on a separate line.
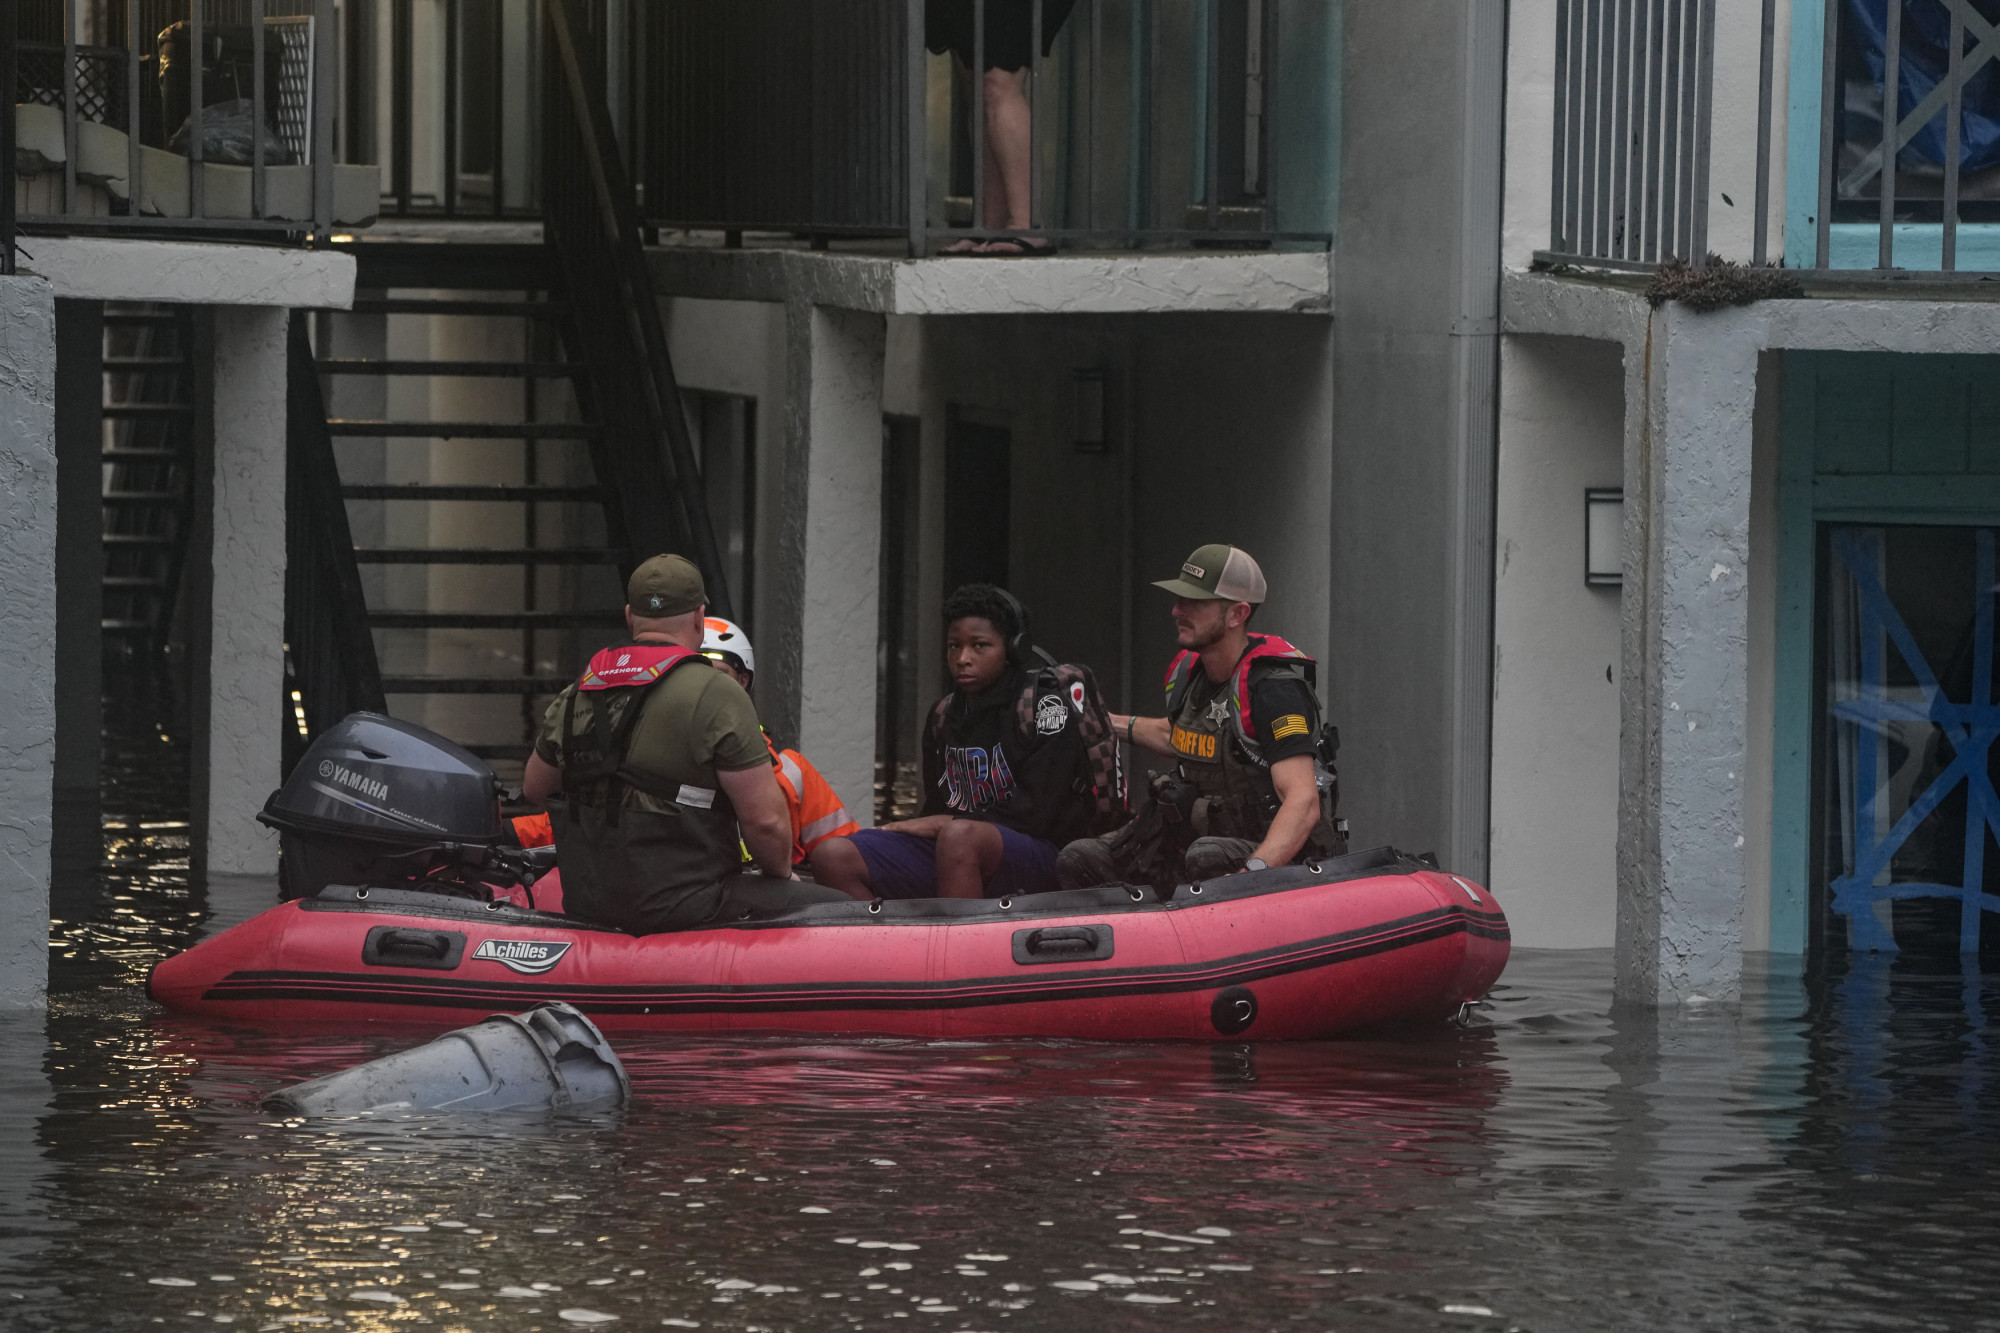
[1161, 635, 1343, 857]
[550, 643, 745, 934]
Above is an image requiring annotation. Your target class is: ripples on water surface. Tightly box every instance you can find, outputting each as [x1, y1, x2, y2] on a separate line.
[5, 674, 2000, 1330]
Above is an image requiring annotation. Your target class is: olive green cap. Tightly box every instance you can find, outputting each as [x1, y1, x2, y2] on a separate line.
[1152, 543, 1268, 603]
[627, 554, 707, 618]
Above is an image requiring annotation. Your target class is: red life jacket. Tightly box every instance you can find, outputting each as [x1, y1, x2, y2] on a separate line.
[553, 641, 746, 934]
[558, 643, 710, 801]
[577, 643, 703, 692]
[1163, 634, 1316, 756]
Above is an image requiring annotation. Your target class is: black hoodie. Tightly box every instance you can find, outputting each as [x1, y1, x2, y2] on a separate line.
[919, 666, 1094, 846]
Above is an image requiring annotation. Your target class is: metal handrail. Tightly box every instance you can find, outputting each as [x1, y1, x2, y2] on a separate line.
[541, 0, 735, 616]
[284, 315, 386, 742]
[9, 0, 338, 239]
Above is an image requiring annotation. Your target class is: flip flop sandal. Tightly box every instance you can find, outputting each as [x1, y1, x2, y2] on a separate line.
[984, 236, 1059, 257]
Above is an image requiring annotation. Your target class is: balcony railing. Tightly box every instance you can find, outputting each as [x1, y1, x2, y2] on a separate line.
[1540, 0, 1741, 271]
[1541, 0, 2000, 278]
[1812, 0, 2000, 273]
[361, 0, 1336, 254]
[3, 0, 375, 249]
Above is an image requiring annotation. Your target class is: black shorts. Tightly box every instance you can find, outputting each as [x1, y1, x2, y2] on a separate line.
[926, 0, 1079, 72]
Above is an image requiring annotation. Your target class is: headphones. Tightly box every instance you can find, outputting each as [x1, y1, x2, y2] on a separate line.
[989, 587, 1034, 666]
[990, 587, 1058, 668]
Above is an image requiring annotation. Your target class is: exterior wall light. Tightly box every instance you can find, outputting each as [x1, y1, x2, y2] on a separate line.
[1073, 367, 1108, 454]
[1586, 488, 1623, 587]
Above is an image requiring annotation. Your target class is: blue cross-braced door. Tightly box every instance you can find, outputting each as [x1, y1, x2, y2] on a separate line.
[1823, 526, 2000, 955]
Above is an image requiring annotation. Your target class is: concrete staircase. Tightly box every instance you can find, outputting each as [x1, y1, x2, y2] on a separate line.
[313, 242, 627, 772]
[99, 304, 197, 656]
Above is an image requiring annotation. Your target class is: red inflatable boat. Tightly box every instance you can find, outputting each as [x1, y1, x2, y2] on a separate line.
[148, 847, 1509, 1041]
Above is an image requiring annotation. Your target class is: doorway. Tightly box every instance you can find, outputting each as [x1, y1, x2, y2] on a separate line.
[684, 390, 756, 631]
[943, 408, 1012, 595]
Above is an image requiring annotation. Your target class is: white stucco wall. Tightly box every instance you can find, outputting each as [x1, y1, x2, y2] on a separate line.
[1490, 334, 1625, 947]
[0, 277, 57, 1010]
[1503, 0, 1794, 270]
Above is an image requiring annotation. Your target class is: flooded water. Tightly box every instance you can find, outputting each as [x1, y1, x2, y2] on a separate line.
[7, 676, 2000, 1330]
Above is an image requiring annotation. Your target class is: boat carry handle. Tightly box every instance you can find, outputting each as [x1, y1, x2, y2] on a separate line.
[1012, 924, 1114, 965]
[362, 925, 467, 971]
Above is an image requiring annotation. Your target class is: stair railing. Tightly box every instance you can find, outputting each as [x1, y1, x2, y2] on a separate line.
[541, 0, 735, 619]
[284, 315, 385, 754]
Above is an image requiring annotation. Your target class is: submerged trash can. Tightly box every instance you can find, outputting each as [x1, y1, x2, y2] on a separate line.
[264, 1003, 629, 1116]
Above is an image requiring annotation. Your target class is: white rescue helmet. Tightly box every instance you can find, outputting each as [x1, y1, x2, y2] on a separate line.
[701, 617, 755, 675]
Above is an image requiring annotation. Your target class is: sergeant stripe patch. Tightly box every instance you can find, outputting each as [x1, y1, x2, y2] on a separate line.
[1270, 714, 1311, 740]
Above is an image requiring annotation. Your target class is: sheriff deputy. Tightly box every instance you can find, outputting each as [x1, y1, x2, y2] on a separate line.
[520, 555, 848, 932]
[1057, 544, 1339, 888]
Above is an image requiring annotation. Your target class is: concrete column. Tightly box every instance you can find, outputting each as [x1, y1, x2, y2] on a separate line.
[1333, 0, 1501, 873]
[1617, 304, 1763, 1005]
[767, 302, 886, 823]
[189, 306, 290, 878]
[0, 278, 59, 1010]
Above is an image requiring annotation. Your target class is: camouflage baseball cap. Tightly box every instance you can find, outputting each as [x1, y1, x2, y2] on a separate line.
[1152, 544, 1268, 603]
[627, 554, 707, 618]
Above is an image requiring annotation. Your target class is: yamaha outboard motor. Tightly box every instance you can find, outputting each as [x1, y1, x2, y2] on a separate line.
[260, 712, 513, 901]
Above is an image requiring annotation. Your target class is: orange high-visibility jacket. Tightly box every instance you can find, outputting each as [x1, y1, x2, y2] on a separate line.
[768, 734, 859, 862]
[511, 736, 857, 866]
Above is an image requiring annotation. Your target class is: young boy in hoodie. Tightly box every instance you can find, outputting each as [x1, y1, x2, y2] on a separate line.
[809, 583, 1095, 900]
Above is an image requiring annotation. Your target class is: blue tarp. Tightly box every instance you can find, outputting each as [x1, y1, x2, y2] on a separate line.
[1847, 0, 2000, 173]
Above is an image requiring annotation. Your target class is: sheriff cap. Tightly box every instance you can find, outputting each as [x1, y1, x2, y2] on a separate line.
[1153, 543, 1268, 604]
[627, 554, 707, 618]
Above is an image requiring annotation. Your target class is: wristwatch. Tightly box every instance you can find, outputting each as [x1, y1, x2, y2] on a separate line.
[1243, 857, 1269, 872]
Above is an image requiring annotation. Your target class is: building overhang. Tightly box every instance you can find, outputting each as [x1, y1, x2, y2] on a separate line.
[648, 245, 1333, 317]
[1502, 268, 2000, 354]
[10, 237, 356, 309]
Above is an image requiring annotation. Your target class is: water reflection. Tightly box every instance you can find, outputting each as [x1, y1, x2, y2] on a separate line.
[10, 676, 2000, 1328]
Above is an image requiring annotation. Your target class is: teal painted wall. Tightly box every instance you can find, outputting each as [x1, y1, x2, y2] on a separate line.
[1273, 0, 1341, 240]
[1188, 0, 1340, 240]
[1771, 352, 2000, 952]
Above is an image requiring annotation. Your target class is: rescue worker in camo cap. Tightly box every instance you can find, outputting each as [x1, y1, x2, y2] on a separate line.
[698, 616, 861, 868]
[1057, 543, 1343, 890]
[520, 555, 849, 932]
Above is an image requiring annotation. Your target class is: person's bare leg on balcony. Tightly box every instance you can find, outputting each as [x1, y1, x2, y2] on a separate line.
[982, 66, 1050, 252]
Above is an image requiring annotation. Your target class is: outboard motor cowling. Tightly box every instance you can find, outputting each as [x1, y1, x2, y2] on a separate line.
[260, 712, 507, 900]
